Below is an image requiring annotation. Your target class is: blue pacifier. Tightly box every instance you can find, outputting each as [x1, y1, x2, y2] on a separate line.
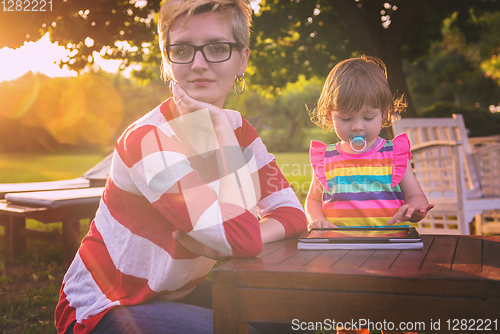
[350, 136, 367, 152]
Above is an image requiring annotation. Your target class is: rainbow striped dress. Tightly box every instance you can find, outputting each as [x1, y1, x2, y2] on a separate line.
[310, 133, 411, 228]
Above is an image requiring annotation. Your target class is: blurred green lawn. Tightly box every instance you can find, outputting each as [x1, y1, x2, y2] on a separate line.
[0, 152, 388, 334]
[0, 151, 313, 203]
[0, 153, 106, 183]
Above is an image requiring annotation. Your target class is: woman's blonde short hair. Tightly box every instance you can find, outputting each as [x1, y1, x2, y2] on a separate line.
[158, 0, 252, 80]
[310, 55, 406, 130]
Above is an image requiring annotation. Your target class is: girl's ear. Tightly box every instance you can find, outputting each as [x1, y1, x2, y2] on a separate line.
[327, 110, 333, 124]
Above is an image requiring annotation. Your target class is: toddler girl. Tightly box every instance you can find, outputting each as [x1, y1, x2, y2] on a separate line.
[306, 55, 433, 232]
[305, 55, 434, 334]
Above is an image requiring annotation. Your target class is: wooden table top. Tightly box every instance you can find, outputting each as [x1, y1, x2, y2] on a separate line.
[214, 235, 500, 298]
[213, 234, 500, 330]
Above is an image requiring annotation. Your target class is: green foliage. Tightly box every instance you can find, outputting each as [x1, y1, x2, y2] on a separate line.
[3, 0, 500, 121]
[226, 76, 323, 152]
[419, 101, 500, 137]
[249, 0, 352, 90]
[106, 71, 170, 133]
[250, 0, 500, 116]
[478, 12, 500, 85]
[406, 12, 500, 111]
[0, 71, 169, 153]
[0, 0, 162, 71]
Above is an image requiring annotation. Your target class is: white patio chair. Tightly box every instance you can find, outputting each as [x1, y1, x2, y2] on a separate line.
[392, 114, 481, 198]
[469, 134, 500, 152]
[473, 142, 500, 234]
[410, 142, 468, 234]
[393, 115, 500, 235]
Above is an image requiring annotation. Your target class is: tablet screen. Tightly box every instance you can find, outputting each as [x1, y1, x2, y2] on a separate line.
[301, 227, 420, 243]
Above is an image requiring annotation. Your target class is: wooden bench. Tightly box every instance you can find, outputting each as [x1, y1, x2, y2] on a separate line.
[0, 153, 111, 266]
[0, 187, 104, 267]
[0, 153, 111, 200]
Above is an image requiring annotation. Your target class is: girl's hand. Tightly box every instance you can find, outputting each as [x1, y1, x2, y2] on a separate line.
[172, 230, 229, 261]
[388, 203, 435, 225]
[308, 219, 335, 230]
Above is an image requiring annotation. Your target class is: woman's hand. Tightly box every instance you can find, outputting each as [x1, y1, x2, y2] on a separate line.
[387, 203, 435, 225]
[308, 219, 334, 230]
[170, 80, 228, 126]
[172, 230, 229, 261]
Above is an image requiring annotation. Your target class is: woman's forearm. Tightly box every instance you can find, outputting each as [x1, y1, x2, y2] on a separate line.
[259, 217, 286, 244]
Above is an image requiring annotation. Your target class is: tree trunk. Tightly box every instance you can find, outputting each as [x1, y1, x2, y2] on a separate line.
[335, 0, 425, 118]
[380, 49, 417, 117]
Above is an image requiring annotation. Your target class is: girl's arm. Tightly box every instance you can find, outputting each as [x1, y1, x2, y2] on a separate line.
[305, 174, 332, 229]
[388, 160, 434, 225]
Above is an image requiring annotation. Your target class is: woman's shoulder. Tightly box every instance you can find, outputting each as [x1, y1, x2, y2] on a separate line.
[223, 108, 246, 129]
[116, 101, 176, 155]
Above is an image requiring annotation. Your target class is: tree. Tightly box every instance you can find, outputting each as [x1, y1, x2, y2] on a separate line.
[405, 13, 500, 111]
[250, 0, 500, 116]
[2, 0, 500, 116]
[0, 0, 162, 71]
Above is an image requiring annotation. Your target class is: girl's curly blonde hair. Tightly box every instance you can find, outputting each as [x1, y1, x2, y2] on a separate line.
[309, 55, 406, 130]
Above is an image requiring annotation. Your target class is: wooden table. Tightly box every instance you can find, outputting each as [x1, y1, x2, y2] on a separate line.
[212, 235, 500, 333]
[0, 187, 104, 267]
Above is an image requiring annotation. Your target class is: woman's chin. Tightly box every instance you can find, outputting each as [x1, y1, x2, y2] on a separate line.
[189, 92, 224, 108]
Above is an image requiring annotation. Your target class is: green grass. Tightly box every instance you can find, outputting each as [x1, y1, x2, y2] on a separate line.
[0, 152, 315, 333]
[0, 237, 65, 334]
[0, 153, 103, 333]
[303, 127, 339, 147]
[0, 153, 106, 183]
[274, 152, 312, 205]
[0, 153, 425, 334]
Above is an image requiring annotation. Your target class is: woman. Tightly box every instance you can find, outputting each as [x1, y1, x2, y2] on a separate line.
[54, 0, 308, 333]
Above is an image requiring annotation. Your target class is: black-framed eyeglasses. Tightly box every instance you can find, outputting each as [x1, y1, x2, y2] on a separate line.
[166, 42, 241, 64]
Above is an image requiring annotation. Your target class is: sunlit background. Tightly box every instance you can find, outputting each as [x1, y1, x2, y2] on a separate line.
[0, 33, 123, 82]
[0, 0, 499, 155]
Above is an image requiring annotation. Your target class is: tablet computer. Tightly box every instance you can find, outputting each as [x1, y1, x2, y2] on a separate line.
[299, 227, 421, 243]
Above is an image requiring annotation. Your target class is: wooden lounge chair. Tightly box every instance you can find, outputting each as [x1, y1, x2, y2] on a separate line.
[393, 115, 500, 235]
[0, 154, 111, 267]
[0, 153, 111, 199]
[0, 187, 104, 267]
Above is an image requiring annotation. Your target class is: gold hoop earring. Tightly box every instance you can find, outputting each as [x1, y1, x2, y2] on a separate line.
[234, 73, 245, 95]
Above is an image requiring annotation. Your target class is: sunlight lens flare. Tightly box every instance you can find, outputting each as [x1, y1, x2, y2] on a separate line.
[35, 73, 124, 146]
[0, 72, 40, 119]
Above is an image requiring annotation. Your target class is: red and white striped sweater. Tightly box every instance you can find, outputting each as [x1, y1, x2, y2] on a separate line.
[55, 99, 307, 334]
